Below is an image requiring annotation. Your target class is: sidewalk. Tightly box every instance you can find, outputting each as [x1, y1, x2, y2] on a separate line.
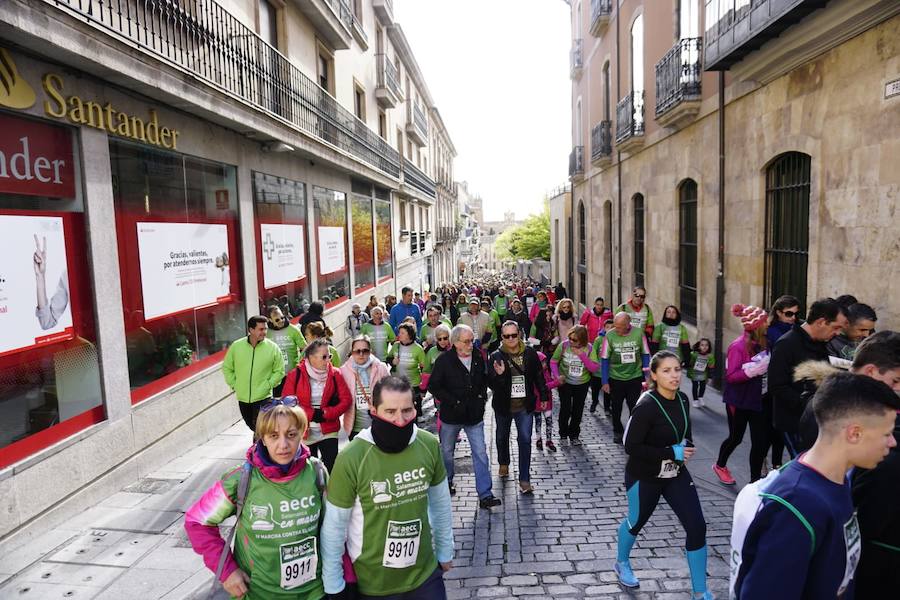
[0, 384, 748, 599]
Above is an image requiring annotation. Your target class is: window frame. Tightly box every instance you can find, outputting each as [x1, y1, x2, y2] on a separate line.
[678, 180, 698, 324]
[633, 193, 645, 287]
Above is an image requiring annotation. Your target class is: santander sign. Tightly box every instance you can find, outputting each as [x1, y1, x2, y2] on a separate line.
[0, 112, 75, 199]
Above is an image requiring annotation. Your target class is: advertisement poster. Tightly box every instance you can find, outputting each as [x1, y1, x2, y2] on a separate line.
[260, 223, 306, 289]
[0, 213, 75, 357]
[136, 222, 231, 321]
[318, 226, 346, 275]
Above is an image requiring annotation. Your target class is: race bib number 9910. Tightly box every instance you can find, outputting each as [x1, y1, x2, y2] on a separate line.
[383, 519, 422, 569]
[280, 537, 317, 589]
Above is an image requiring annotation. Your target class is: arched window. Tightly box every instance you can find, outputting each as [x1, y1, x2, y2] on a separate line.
[631, 15, 644, 93]
[633, 194, 645, 287]
[765, 152, 810, 311]
[578, 201, 587, 304]
[679, 180, 698, 323]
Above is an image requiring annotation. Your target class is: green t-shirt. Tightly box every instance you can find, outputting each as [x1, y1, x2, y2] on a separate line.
[387, 342, 429, 386]
[552, 341, 592, 385]
[616, 302, 655, 333]
[326, 430, 446, 597]
[599, 327, 648, 382]
[419, 319, 452, 346]
[267, 325, 307, 373]
[329, 346, 342, 368]
[494, 295, 509, 317]
[688, 351, 716, 381]
[361, 322, 396, 361]
[652, 323, 689, 360]
[221, 461, 326, 600]
[424, 345, 448, 374]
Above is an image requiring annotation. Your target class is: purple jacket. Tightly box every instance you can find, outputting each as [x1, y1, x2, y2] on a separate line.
[722, 333, 764, 411]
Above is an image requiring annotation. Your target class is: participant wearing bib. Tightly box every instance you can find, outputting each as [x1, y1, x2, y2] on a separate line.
[223, 316, 286, 433]
[488, 322, 549, 494]
[458, 298, 494, 350]
[419, 306, 452, 348]
[615, 286, 655, 338]
[579, 297, 613, 345]
[185, 402, 326, 600]
[600, 313, 651, 443]
[493, 288, 509, 319]
[554, 299, 577, 344]
[507, 299, 532, 337]
[361, 307, 397, 362]
[686, 340, 715, 407]
[267, 306, 307, 397]
[303, 322, 342, 368]
[321, 376, 454, 599]
[387, 323, 430, 418]
[482, 298, 502, 351]
[340, 335, 391, 440]
[527, 291, 549, 322]
[615, 352, 711, 599]
[550, 325, 599, 445]
[650, 305, 691, 363]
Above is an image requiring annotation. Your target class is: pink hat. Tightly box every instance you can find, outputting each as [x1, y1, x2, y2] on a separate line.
[731, 304, 768, 332]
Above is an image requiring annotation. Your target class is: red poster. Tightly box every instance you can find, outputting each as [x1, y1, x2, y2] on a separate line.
[0, 113, 75, 199]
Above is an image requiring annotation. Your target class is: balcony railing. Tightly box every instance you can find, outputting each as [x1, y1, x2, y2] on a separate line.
[616, 91, 645, 145]
[402, 158, 436, 198]
[376, 54, 402, 106]
[655, 38, 703, 117]
[406, 101, 429, 146]
[410, 231, 419, 254]
[326, 0, 353, 32]
[419, 230, 426, 253]
[48, 0, 401, 178]
[589, 0, 612, 36]
[570, 39, 584, 78]
[568, 146, 584, 179]
[350, 12, 368, 48]
[590, 120, 612, 163]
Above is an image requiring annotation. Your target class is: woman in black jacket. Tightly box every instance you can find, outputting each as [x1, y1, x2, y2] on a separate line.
[507, 298, 532, 338]
[441, 294, 460, 326]
[488, 321, 548, 494]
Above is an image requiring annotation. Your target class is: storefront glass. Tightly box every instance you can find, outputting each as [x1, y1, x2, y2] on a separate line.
[109, 140, 245, 403]
[0, 112, 103, 469]
[351, 194, 375, 294]
[312, 186, 349, 308]
[253, 171, 311, 319]
[374, 198, 393, 282]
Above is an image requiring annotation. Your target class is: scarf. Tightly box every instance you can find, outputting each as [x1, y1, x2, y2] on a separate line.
[305, 359, 329, 385]
[501, 340, 526, 369]
[352, 354, 375, 388]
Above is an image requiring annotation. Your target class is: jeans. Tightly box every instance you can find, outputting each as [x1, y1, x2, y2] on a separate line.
[439, 421, 493, 499]
[238, 399, 267, 432]
[559, 381, 590, 439]
[495, 410, 534, 482]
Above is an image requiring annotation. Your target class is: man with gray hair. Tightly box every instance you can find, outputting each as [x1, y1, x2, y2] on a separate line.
[428, 324, 501, 508]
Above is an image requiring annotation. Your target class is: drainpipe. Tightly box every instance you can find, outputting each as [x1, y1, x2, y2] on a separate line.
[615, 4, 622, 305]
[713, 71, 726, 389]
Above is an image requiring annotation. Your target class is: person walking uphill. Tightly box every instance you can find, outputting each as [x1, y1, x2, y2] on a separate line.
[389, 286, 423, 334]
[428, 324, 501, 508]
[551, 324, 599, 445]
[340, 335, 391, 441]
[223, 315, 286, 432]
[488, 321, 549, 494]
[600, 312, 652, 444]
[615, 351, 714, 599]
[616, 286, 655, 337]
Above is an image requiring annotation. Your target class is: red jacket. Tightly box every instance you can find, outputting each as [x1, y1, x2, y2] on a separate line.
[282, 360, 352, 436]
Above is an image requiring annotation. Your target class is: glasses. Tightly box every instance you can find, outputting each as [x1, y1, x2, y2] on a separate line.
[353, 348, 371, 355]
[502, 333, 519, 339]
[633, 294, 646, 299]
[436, 336, 449, 341]
[261, 396, 298, 412]
[458, 338, 474, 344]
[783, 310, 800, 318]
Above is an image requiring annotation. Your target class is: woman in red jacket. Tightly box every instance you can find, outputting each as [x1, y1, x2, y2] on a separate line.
[282, 339, 352, 472]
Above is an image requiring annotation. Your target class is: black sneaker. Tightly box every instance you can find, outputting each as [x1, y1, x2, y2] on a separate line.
[613, 433, 623, 444]
[448, 481, 456, 495]
[571, 437, 582, 446]
[589, 404, 597, 413]
[479, 495, 502, 509]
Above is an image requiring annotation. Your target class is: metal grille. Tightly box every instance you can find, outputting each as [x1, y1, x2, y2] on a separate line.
[591, 120, 612, 162]
[679, 181, 698, 323]
[568, 146, 584, 178]
[578, 201, 586, 268]
[764, 152, 810, 311]
[633, 194, 645, 287]
[616, 91, 645, 144]
[655, 37, 703, 117]
[402, 158, 435, 198]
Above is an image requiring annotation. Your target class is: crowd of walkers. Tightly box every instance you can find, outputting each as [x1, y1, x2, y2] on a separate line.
[199, 274, 898, 599]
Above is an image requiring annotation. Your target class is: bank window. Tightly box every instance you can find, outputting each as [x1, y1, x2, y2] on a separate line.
[110, 140, 244, 404]
[253, 171, 311, 320]
[764, 152, 810, 311]
[313, 186, 349, 308]
[352, 193, 375, 294]
[375, 191, 393, 283]
[633, 194, 645, 287]
[0, 113, 103, 469]
[679, 180, 698, 324]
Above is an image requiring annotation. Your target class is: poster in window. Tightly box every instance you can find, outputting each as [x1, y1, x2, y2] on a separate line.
[0, 213, 75, 357]
[317, 226, 346, 275]
[136, 222, 231, 320]
[260, 223, 306, 289]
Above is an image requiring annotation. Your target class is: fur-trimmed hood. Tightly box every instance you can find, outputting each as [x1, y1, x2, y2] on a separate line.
[792, 359, 840, 386]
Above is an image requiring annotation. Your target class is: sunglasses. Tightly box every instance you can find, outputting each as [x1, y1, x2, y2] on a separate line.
[502, 333, 519, 339]
[633, 294, 646, 299]
[353, 348, 371, 355]
[261, 396, 298, 412]
[436, 336, 449, 341]
[782, 310, 800, 318]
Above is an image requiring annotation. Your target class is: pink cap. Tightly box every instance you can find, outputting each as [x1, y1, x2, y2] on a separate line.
[731, 304, 768, 332]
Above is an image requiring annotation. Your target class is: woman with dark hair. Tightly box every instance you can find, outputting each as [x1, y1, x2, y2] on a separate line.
[650, 305, 691, 364]
[442, 294, 460, 326]
[386, 322, 429, 418]
[298, 301, 326, 338]
[763, 294, 800, 471]
[530, 303, 559, 358]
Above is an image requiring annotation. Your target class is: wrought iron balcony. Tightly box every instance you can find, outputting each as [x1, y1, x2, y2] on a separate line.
[350, 12, 368, 49]
[410, 231, 419, 254]
[402, 158, 436, 199]
[373, 0, 394, 26]
[297, 0, 352, 49]
[590, 120, 612, 166]
[589, 0, 612, 37]
[48, 0, 400, 178]
[570, 39, 584, 79]
[615, 91, 645, 152]
[568, 146, 584, 180]
[655, 38, 703, 127]
[406, 101, 429, 147]
[375, 54, 402, 108]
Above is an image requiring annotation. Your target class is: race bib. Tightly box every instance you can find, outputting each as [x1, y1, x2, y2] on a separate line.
[280, 537, 317, 589]
[658, 459, 680, 479]
[568, 358, 584, 377]
[511, 375, 526, 398]
[630, 316, 642, 329]
[383, 519, 421, 569]
[839, 513, 861, 596]
[664, 331, 681, 349]
[762, 373, 768, 395]
[356, 390, 370, 410]
[620, 350, 636, 364]
[694, 356, 709, 373]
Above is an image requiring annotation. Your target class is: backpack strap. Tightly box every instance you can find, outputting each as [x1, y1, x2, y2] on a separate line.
[210, 461, 252, 598]
[758, 492, 816, 557]
[310, 456, 327, 495]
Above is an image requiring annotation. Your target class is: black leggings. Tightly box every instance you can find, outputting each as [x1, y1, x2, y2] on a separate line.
[309, 438, 339, 472]
[238, 399, 267, 432]
[691, 379, 707, 401]
[610, 377, 644, 434]
[558, 381, 590, 439]
[589, 377, 603, 409]
[762, 392, 785, 467]
[624, 469, 706, 551]
[716, 405, 769, 482]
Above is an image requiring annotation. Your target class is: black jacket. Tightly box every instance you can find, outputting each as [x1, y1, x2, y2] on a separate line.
[428, 347, 488, 425]
[487, 346, 548, 415]
[507, 310, 532, 336]
[768, 323, 829, 433]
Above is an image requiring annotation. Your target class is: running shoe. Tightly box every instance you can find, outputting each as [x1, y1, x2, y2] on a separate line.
[694, 592, 716, 600]
[713, 464, 736, 485]
[479, 495, 502, 509]
[613, 433, 623, 444]
[498, 465, 509, 477]
[536, 439, 544, 451]
[571, 437, 582, 446]
[697, 397, 706, 407]
[614, 560, 640, 588]
[518, 480, 534, 494]
[448, 481, 456, 495]
[546, 441, 557, 452]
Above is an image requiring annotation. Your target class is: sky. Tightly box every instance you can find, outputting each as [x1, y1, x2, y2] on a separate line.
[394, 0, 572, 222]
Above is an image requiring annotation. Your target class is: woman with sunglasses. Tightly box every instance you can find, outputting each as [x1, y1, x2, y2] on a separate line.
[360, 306, 395, 362]
[763, 294, 800, 471]
[282, 339, 352, 472]
[185, 401, 327, 600]
[303, 322, 342, 367]
[340, 335, 390, 441]
[551, 324, 599, 445]
[420, 305, 452, 349]
[441, 294, 460, 326]
[387, 322, 430, 418]
[266, 305, 307, 397]
[423, 324, 453, 434]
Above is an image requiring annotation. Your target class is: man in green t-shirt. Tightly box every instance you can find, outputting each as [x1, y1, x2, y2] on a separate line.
[321, 376, 454, 598]
[266, 305, 307, 396]
[598, 312, 651, 444]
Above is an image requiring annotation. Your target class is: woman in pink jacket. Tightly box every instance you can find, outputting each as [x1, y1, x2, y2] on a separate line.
[339, 334, 391, 439]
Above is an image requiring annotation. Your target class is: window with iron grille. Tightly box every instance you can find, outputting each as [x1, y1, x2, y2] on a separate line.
[578, 201, 587, 305]
[679, 181, 698, 323]
[764, 152, 810, 312]
[633, 194, 645, 287]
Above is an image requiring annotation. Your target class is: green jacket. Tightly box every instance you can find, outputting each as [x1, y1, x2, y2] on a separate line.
[222, 337, 285, 402]
[387, 342, 429, 386]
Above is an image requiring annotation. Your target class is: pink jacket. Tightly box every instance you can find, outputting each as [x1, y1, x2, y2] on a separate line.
[580, 308, 613, 343]
[339, 358, 391, 434]
[534, 351, 558, 411]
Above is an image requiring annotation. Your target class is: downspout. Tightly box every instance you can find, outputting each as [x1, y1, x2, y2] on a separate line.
[615, 3, 622, 305]
[713, 71, 726, 389]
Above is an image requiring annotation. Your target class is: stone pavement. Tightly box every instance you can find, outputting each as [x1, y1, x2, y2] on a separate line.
[0, 382, 751, 599]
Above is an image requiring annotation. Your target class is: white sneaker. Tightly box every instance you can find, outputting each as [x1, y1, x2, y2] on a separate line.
[692, 400, 702, 408]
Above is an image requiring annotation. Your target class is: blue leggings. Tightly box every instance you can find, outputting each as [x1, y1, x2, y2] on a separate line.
[623, 469, 706, 551]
